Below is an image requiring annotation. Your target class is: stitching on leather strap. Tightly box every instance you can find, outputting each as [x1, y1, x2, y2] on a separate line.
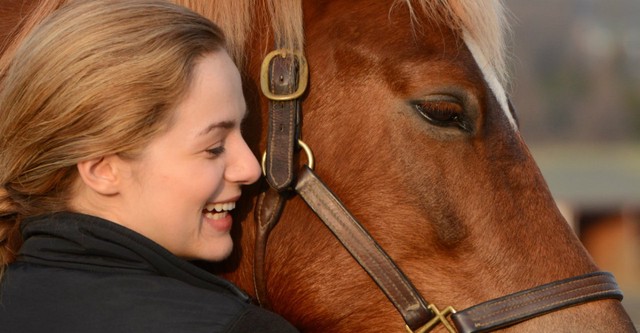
[451, 272, 623, 332]
[466, 273, 609, 316]
[475, 288, 621, 329]
[295, 167, 433, 329]
[265, 54, 299, 190]
[472, 281, 616, 321]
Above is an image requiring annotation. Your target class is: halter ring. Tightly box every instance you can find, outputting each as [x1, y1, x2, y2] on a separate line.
[262, 139, 315, 176]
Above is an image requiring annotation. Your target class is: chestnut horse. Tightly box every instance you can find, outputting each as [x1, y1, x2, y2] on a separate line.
[0, 1, 636, 332]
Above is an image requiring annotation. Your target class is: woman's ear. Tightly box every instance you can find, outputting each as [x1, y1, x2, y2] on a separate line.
[76, 155, 122, 196]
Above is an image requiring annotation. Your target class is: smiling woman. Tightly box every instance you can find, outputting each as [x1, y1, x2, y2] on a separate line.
[0, 0, 296, 332]
[70, 52, 261, 262]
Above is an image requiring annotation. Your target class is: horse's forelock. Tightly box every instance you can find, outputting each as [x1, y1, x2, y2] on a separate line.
[174, 0, 304, 69]
[401, 0, 510, 87]
[174, 0, 252, 66]
[173, 0, 508, 88]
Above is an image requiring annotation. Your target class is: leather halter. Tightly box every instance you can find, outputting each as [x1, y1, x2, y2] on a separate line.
[253, 49, 624, 333]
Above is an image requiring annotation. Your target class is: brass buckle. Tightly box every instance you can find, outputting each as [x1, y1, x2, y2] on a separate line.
[406, 304, 457, 333]
[260, 49, 309, 101]
[262, 139, 315, 176]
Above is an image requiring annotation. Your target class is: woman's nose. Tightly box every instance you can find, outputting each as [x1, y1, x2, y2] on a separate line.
[226, 134, 261, 185]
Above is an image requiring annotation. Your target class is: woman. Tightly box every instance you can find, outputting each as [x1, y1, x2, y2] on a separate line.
[0, 1, 298, 332]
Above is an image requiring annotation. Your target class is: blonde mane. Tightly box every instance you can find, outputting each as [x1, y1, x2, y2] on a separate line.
[176, 0, 509, 85]
[175, 0, 304, 68]
[409, 0, 511, 86]
[396, 0, 510, 86]
[2, 0, 507, 84]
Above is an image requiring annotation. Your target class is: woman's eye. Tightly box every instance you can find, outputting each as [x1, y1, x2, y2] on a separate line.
[412, 98, 470, 131]
[206, 145, 225, 157]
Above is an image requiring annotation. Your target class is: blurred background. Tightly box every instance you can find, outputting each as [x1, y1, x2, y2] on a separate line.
[508, 0, 640, 325]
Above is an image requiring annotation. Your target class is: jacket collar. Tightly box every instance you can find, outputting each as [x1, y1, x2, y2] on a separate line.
[20, 212, 250, 302]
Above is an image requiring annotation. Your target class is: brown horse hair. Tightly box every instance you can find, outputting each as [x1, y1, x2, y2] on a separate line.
[1, 0, 508, 84]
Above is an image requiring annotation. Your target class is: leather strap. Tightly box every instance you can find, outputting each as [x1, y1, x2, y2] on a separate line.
[264, 53, 300, 191]
[451, 271, 623, 333]
[254, 50, 304, 306]
[295, 166, 434, 331]
[253, 188, 288, 307]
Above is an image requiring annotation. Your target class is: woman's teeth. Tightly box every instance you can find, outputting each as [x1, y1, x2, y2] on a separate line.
[204, 202, 236, 220]
[205, 202, 236, 212]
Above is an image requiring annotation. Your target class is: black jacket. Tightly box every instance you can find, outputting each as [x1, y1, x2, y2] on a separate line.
[0, 212, 298, 333]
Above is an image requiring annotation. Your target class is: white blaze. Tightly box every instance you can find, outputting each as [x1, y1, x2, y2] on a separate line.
[463, 31, 518, 130]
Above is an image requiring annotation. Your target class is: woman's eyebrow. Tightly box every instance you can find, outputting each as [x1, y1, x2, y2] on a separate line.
[197, 120, 236, 137]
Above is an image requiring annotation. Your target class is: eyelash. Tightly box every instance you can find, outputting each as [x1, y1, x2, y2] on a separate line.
[206, 145, 225, 157]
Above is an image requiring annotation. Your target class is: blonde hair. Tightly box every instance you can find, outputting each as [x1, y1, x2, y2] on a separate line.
[174, 0, 304, 67]
[0, 0, 225, 268]
[402, 0, 511, 86]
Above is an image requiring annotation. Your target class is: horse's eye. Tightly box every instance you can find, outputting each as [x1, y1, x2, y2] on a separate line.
[412, 97, 470, 132]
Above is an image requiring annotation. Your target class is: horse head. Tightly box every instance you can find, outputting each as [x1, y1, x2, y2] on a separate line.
[228, 1, 636, 332]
